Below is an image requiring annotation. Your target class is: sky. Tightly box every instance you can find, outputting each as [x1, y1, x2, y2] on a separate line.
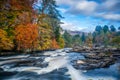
[56, 0, 120, 32]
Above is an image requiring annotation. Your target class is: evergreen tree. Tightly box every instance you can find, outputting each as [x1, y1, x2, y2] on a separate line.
[95, 25, 102, 33]
[118, 27, 120, 31]
[110, 25, 116, 32]
[63, 31, 72, 47]
[81, 32, 86, 43]
[72, 35, 82, 45]
[103, 25, 109, 33]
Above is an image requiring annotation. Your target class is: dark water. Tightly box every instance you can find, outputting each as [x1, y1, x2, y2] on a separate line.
[0, 49, 120, 80]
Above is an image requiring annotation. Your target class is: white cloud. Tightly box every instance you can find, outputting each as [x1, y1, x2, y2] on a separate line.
[68, 0, 98, 15]
[56, 0, 74, 6]
[60, 21, 87, 31]
[95, 13, 120, 21]
[56, 0, 120, 21]
[102, 0, 120, 9]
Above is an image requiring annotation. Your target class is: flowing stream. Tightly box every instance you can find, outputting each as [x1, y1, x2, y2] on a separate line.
[0, 48, 120, 80]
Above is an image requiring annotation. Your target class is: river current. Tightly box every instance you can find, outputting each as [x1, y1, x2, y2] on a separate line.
[0, 49, 120, 80]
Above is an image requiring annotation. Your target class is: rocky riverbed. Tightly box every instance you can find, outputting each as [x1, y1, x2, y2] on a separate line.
[71, 46, 120, 70]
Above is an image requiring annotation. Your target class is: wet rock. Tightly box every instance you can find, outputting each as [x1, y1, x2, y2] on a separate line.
[71, 51, 116, 70]
[0, 71, 17, 76]
[0, 68, 3, 72]
[72, 57, 116, 70]
[34, 62, 48, 68]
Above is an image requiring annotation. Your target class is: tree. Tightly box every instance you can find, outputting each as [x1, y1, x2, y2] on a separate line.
[85, 33, 93, 48]
[103, 25, 109, 33]
[15, 23, 39, 51]
[110, 25, 116, 32]
[51, 38, 59, 49]
[36, 0, 63, 45]
[118, 27, 120, 31]
[81, 32, 86, 43]
[37, 23, 52, 50]
[0, 0, 36, 29]
[0, 0, 37, 51]
[58, 37, 65, 48]
[63, 31, 72, 47]
[54, 26, 60, 42]
[72, 35, 82, 45]
[0, 29, 14, 51]
[95, 25, 102, 33]
[111, 36, 120, 47]
[92, 32, 97, 43]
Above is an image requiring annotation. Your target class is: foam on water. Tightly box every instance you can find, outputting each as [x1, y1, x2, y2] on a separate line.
[29, 56, 68, 74]
[0, 49, 119, 80]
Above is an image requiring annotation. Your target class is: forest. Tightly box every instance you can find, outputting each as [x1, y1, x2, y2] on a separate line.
[0, 0, 65, 52]
[64, 25, 120, 48]
[0, 0, 120, 53]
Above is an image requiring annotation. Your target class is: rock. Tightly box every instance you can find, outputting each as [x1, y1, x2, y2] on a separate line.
[72, 56, 116, 70]
[0, 68, 4, 72]
[76, 60, 85, 64]
[35, 62, 48, 68]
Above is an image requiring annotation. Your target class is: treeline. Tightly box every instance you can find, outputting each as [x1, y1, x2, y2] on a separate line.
[0, 0, 65, 52]
[63, 25, 120, 48]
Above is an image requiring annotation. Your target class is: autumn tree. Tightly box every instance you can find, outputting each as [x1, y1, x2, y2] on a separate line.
[0, 29, 14, 51]
[15, 23, 38, 51]
[35, 0, 64, 48]
[52, 38, 59, 49]
[85, 33, 93, 48]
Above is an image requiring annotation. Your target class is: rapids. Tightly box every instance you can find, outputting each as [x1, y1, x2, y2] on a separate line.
[0, 48, 120, 80]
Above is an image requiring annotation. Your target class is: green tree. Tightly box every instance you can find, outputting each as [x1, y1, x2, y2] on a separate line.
[118, 27, 120, 31]
[72, 35, 82, 45]
[111, 36, 120, 47]
[103, 25, 109, 33]
[81, 32, 86, 43]
[110, 25, 116, 32]
[63, 31, 72, 47]
[36, 0, 64, 48]
[95, 25, 102, 33]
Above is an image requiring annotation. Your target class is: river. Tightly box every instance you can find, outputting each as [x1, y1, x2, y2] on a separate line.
[0, 48, 120, 80]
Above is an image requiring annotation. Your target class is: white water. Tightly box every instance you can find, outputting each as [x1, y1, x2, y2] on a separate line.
[27, 51, 84, 80]
[0, 49, 118, 80]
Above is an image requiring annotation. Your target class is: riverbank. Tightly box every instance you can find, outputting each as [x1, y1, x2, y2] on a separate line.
[0, 49, 56, 57]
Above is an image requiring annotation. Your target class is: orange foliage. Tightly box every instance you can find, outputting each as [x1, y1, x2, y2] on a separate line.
[9, 0, 36, 11]
[51, 39, 59, 49]
[15, 23, 39, 51]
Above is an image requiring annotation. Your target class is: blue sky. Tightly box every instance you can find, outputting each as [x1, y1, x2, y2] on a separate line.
[56, 0, 120, 32]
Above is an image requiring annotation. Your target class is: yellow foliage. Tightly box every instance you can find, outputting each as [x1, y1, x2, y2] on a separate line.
[0, 29, 14, 50]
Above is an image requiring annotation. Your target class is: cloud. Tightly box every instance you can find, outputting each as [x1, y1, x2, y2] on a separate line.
[56, 0, 74, 6]
[60, 21, 87, 31]
[102, 0, 120, 12]
[95, 13, 120, 21]
[56, 0, 120, 21]
[67, 0, 98, 15]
